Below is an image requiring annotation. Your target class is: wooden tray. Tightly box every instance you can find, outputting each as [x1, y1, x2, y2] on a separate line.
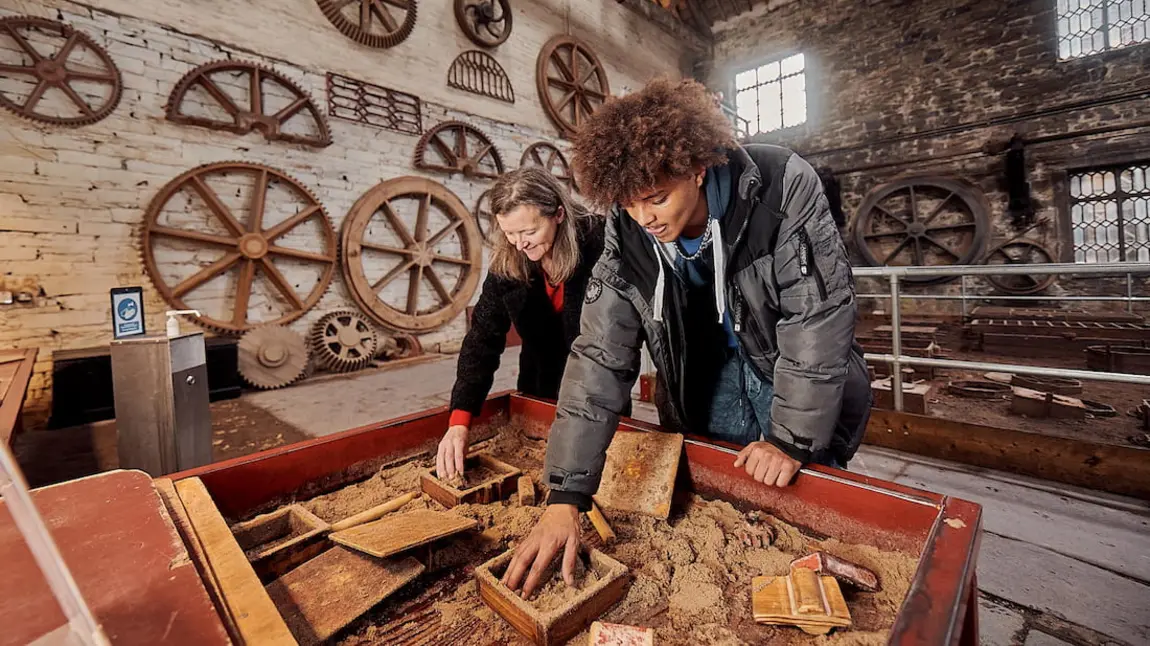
[420, 453, 522, 508]
[232, 504, 329, 581]
[476, 548, 629, 646]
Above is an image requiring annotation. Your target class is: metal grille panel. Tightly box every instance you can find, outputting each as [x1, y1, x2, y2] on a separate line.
[326, 72, 422, 136]
[1069, 162, 1150, 263]
[1057, 0, 1150, 59]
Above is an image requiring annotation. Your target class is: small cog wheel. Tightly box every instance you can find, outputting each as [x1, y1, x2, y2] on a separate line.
[310, 310, 379, 372]
[238, 326, 308, 389]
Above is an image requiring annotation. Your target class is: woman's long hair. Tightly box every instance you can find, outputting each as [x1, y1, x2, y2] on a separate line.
[487, 166, 588, 285]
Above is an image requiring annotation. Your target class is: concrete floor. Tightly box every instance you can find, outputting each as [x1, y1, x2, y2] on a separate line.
[240, 347, 1150, 646]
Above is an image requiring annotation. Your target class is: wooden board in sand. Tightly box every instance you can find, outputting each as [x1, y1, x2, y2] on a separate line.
[266, 546, 424, 645]
[593, 430, 682, 519]
[329, 509, 477, 558]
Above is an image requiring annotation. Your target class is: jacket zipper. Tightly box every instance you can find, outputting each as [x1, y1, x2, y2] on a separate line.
[726, 190, 758, 333]
[797, 227, 828, 301]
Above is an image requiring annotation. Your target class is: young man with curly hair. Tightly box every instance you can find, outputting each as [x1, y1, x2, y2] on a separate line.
[502, 78, 871, 595]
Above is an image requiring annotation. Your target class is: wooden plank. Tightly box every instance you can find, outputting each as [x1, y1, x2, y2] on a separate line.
[329, 509, 476, 559]
[266, 546, 423, 645]
[154, 477, 240, 643]
[1, 470, 228, 646]
[175, 476, 297, 645]
[593, 430, 682, 519]
[865, 409, 1150, 499]
[0, 348, 36, 447]
[110, 338, 176, 476]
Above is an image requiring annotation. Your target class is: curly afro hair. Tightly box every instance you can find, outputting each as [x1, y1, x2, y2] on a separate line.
[571, 77, 737, 210]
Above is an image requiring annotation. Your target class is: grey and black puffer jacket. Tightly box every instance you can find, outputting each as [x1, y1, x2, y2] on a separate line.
[544, 144, 871, 510]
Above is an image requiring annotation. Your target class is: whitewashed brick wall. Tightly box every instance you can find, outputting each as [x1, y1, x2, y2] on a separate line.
[0, 0, 687, 423]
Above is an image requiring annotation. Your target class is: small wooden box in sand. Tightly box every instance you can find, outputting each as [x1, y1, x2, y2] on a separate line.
[231, 504, 329, 581]
[420, 453, 522, 508]
[752, 568, 852, 635]
[476, 548, 629, 646]
[594, 431, 682, 519]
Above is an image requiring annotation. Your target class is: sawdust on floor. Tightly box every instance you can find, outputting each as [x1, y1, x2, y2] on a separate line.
[307, 423, 918, 646]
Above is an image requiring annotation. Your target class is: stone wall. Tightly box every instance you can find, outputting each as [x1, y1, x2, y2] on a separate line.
[708, 0, 1150, 316]
[0, 0, 689, 423]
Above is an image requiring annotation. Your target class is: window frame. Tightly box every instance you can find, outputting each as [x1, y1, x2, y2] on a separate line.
[1062, 159, 1150, 264]
[730, 51, 808, 137]
[1054, 0, 1150, 61]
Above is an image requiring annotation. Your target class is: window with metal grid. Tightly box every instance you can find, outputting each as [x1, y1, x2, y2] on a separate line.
[734, 53, 806, 135]
[1056, 0, 1150, 59]
[1068, 162, 1150, 263]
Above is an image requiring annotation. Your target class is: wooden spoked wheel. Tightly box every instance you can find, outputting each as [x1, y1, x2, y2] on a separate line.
[413, 120, 504, 180]
[342, 177, 483, 332]
[985, 240, 1057, 295]
[474, 189, 495, 247]
[536, 35, 610, 138]
[520, 142, 575, 193]
[315, 0, 417, 48]
[853, 177, 989, 284]
[141, 162, 337, 335]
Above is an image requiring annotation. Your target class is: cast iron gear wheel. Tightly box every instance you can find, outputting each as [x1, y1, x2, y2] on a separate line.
[310, 310, 379, 372]
[0, 15, 123, 126]
[141, 161, 338, 336]
[455, 0, 512, 48]
[238, 326, 309, 389]
[315, 0, 417, 49]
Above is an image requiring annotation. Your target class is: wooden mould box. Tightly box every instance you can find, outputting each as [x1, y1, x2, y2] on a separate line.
[475, 548, 629, 646]
[420, 453, 522, 508]
[170, 392, 984, 646]
[231, 503, 328, 581]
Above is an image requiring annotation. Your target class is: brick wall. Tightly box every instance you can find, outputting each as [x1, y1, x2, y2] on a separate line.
[708, 0, 1150, 315]
[0, 0, 688, 423]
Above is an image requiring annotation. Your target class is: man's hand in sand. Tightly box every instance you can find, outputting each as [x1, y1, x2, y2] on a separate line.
[501, 503, 581, 597]
[734, 441, 801, 487]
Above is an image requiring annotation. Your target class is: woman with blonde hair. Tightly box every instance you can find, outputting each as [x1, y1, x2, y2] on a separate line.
[436, 167, 605, 480]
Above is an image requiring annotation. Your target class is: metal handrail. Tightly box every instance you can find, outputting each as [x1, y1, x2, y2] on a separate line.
[853, 262, 1150, 411]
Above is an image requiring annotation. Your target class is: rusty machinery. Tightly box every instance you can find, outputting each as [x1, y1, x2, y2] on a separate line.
[315, 0, 417, 49]
[413, 120, 505, 180]
[166, 60, 332, 148]
[447, 50, 515, 104]
[520, 142, 576, 194]
[536, 35, 610, 139]
[326, 72, 423, 136]
[141, 162, 337, 335]
[455, 0, 512, 48]
[309, 309, 379, 372]
[853, 177, 990, 284]
[238, 326, 309, 389]
[473, 189, 495, 247]
[0, 15, 122, 126]
[340, 176, 483, 333]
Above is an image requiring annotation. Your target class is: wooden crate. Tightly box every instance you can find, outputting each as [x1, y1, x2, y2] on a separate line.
[420, 453, 522, 508]
[231, 504, 329, 582]
[475, 548, 629, 646]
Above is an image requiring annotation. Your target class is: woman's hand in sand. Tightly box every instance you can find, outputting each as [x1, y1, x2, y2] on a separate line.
[436, 425, 469, 480]
[501, 503, 581, 597]
[734, 441, 801, 487]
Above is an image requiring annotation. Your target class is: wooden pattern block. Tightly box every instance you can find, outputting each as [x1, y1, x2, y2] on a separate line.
[232, 504, 329, 582]
[1010, 387, 1087, 420]
[594, 430, 682, 519]
[752, 569, 852, 635]
[476, 548, 630, 646]
[588, 621, 654, 645]
[266, 546, 424, 645]
[330, 509, 476, 559]
[174, 476, 297, 644]
[420, 453, 522, 508]
[519, 475, 537, 506]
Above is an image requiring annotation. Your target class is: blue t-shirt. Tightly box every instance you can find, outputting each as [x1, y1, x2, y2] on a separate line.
[675, 165, 736, 347]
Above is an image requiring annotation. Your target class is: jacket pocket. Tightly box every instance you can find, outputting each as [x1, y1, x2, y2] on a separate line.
[796, 227, 828, 301]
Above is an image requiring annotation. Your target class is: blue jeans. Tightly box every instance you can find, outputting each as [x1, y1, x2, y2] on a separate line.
[699, 352, 843, 469]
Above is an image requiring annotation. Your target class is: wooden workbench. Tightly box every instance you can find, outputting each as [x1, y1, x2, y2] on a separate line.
[0, 469, 230, 646]
[0, 348, 37, 447]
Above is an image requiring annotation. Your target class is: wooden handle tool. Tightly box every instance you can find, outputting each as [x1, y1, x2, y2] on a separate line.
[587, 501, 616, 544]
[330, 492, 418, 532]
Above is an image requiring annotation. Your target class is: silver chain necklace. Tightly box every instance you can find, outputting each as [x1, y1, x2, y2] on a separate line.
[677, 223, 713, 261]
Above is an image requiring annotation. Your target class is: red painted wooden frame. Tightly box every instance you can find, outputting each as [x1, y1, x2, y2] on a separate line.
[173, 391, 982, 646]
